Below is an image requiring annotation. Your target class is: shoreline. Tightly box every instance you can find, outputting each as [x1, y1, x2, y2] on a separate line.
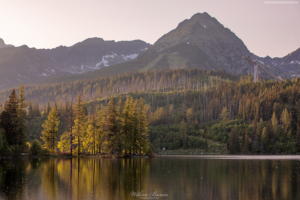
[157, 155, 300, 160]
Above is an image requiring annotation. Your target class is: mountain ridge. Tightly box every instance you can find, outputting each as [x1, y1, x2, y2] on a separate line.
[1, 12, 299, 90]
[0, 38, 150, 89]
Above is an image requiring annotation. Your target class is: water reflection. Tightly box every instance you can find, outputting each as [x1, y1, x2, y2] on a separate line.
[0, 157, 299, 200]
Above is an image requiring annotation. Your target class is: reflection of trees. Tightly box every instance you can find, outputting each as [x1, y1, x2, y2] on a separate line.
[41, 159, 58, 200]
[1, 158, 300, 200]
[0, 159, 29, 200]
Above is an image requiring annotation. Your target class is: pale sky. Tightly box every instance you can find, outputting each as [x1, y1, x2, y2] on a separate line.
[0, 0, 299, 57]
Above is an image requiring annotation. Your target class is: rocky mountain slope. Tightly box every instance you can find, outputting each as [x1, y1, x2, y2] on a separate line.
[0, 38, 150, 89]
[1, 12, 299, 90]
[259, 48, 300, 77]
[138, 12, 253, 74]
[61, 12, 294, 82]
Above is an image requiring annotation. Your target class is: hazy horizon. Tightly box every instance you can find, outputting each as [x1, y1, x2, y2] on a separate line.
[1, 0, 299, 58]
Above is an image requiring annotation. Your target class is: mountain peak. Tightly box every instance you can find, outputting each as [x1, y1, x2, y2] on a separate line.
[0, 38, 5, 45]
[0, 38, 14, 48]
[190, 12, 211, 20]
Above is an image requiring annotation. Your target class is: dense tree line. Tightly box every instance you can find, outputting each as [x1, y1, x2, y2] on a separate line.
[0, 84, 28, 155]
[1, 68, 300, 155]
[0, 68, 237, 105]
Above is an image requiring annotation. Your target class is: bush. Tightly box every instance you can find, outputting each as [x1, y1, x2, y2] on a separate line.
[57, 151, 72, 156]
[41, 148, 51, 156]
[11, 145, 22, 156]
[286, 142, 297, 154]
[29, 139, 42, 155]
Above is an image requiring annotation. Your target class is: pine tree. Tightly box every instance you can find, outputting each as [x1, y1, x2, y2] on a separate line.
[106, 98, 118, 155]
[73, 93, 86, 155]
[137, 98, 148, 154]
[123, 96, 134, 154]
[41, 106, 60, 153]
[16, 83, 28, 147]
[96, 105, 106, 154]
[130, 99, 139, 154]
[5, 89, 18, 145]
[33, 98, 40, 117]
[28, 100, 33, 119]
[46, 100, 51, 116]
[67, 99, 74, 155]
[179, 120, 187, 149]
[115, 98, 125, 155]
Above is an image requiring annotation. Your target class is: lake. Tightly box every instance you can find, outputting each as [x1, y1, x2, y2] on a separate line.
[0, 155, 300, 200]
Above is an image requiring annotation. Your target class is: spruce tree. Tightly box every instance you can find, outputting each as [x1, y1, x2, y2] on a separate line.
[96, 105, 106, 154]
[179, 120, 187, 149]
[137, 98, 148, 154]
[28, 100, 33, 119]
[41, 106, 60, 153]
[73, 93, 85, 155]
[6, 89, 18, 145]
[16, 83, 28, 147]
[123, 96, 134, 154]
[33, 98, 40, 117]
[106, 98, 118, 155]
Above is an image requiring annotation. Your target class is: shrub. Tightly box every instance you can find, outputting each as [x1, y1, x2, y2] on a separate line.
[57, 152, 72, 156]
[29, 139, 42, 155]
[41, 148, 51, 156]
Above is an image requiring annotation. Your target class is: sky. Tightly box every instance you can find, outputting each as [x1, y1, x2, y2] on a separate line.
[0, 0, 299, 58]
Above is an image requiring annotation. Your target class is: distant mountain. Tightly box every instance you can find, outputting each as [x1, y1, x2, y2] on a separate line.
[0, 38, 150, 89]
[1, 13, 299, 90]
[60, 12, 293, 82]
[259, 48, 300, 77]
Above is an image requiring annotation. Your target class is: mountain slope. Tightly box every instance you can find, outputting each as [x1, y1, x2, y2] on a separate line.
[260, 48, 300, 77]
[0, 38, 150, 90]
[52, 12, 271, 83]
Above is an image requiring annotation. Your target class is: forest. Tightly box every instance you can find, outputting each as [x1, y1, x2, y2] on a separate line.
[0, 68, 300, 155]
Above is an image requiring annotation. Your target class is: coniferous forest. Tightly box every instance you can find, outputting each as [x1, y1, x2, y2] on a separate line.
[0, 68, 300, 155]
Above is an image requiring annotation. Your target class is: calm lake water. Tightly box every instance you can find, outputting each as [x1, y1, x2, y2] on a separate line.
[0, 155, 300, 200]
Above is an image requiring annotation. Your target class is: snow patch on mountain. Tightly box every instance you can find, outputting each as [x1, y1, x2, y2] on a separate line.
[122, 54, 138, 61]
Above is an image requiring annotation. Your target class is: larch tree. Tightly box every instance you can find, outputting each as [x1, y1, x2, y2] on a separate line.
[58, 131, 71, 152]
[220, 107, 230, 122]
